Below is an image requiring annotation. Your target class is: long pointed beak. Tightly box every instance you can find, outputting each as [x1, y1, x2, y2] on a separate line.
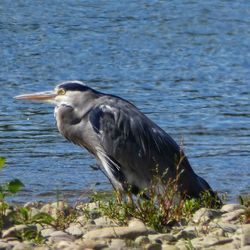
[14, 91, 57, 102]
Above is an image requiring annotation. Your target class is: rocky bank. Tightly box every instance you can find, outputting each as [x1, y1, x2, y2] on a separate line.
[0, 202, 249, 250]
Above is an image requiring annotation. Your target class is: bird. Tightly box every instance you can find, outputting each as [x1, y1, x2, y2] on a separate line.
[15, 80, 218, 202]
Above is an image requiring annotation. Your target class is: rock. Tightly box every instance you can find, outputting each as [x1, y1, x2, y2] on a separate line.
[241, 247, 250, 250]
[12, 242, 34, 250]
[52, 240, 77, 250]
[87, 202, 99, 210]
[221, 204, 246, 213]
[77, 202, 101, 220]
[109, 239, 127, 249]
[29, 207, 40, 218]
[175, 226, 197, 240]
[0, 241, 12, 250]
[190, 237, 206, 249]
[2, 224, 37, 238]
[209, 222, 238, 233]
[128, 218, 146, 228]
[83, 223, 151, 240]
[221, 209, 246, 222]
[148, 233, 176, 244]
[145, 243, 162, 250]
[82, 220, 99, 232]
[175, 241, 188, 250]
[135, 236, 150, 246]
[65, 223, 84, 237]
[241, 224, 250, 246]
[161, 245, 179, 250]
[40, 228, 56, 238]
[94, 216, 117, 227]
[3, 238, 19, 244]
[77, 239, 108, 249]
[192, 208, 222, 224]
[232, 236, 241, 249]
[206, 242, 239, 250]
[210, 228, 225, 237]
[24, 201, 43, 209]
[75, 215, 88, 225]
[33, 247, 50, 250]
[40, 201, 69, 219]
[48, 230, 75, 243]
[191, 235, 233, 248]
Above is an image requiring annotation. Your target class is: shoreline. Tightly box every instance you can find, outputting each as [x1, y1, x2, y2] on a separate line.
[0, 198, 249, 250]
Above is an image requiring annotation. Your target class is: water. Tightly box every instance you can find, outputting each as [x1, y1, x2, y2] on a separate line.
[0, 1, 249, 203]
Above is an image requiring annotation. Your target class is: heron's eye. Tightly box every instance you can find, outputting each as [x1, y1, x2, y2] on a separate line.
[57, 88, 66, 95]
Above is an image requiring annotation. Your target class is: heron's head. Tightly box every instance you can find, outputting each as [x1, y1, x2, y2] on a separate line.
[15, 80, 97, 110]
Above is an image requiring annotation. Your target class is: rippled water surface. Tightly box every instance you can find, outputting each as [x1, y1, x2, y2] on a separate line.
[0, 1, 249, 203]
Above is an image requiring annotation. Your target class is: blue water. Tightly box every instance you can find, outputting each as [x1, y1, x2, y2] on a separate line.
[0, 1, 249, 203]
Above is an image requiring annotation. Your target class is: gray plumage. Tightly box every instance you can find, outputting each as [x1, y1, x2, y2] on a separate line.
[16, 80, 217, 199]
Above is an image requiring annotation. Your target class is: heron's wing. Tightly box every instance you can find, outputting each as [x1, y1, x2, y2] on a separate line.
[88, 99, 191, 186]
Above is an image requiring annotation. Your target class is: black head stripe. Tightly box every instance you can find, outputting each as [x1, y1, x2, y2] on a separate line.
[58, 81, 90, 92]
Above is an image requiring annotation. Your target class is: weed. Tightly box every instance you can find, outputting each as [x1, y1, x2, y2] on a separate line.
[53, 206, 78, 230]
[185, 239, 194, 250]
[239, 194, 250, 223]
[92, 171, 222, 232]
[0, 157, 24, 231]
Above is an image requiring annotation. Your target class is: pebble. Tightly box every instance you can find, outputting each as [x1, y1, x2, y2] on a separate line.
[40, 228, 56, 238]
[12, 242, 34, 250]
[65, 223, 84, 237]
[48, 231, 75, 244]
[209, 222, 238, 233]
[241, 224, 250, 247]
[145, 243, 162, 250]
[83, 223, 149, 240]
[109, 239, 127, 249]
[76, 239, 108, 249]
[52, 240, 76, 250]
[94, 216, 117, 227]
[221, 204, 246, 213]
[135, 235, 150, 245]
[221, 209, 246, 222]
[161, 245, 179, 250]
[148, 233, 176, 243]
[175, 226, 197, 240]
[192, 235, 233, 248]
[192, 208, 222, 224]
[2, 224, 37, 238]
[1, 201, 249, 250]
[0, 241, 12, 250]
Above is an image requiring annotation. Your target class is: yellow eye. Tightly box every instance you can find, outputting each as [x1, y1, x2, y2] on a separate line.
[57, 88, 66, 95]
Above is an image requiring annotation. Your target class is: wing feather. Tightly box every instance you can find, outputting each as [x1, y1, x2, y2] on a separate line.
[88, 98, 191, 190]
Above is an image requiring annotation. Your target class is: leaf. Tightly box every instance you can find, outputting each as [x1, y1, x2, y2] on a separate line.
[0, 157, 6, 170]
[31, 212, 55, 225]
[7, 179, 24, 193]
[19, 207, 30, 221]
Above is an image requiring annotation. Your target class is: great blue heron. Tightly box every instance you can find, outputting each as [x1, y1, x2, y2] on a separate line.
[15, 80, 218, 200]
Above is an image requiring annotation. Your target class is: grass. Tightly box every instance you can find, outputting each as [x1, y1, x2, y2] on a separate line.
[0, 157, 24, 232]
[238, 194, 250, 223]
[87, 151, 223, 231]
[90, 170, 223, 232]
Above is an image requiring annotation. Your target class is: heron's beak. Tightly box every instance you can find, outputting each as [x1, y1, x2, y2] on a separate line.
[14, 91, 57, 103]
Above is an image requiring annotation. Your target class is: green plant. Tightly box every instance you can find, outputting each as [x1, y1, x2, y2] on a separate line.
[53, 206, 78, 230]
[185, 239, 194, 250]
[92, 159, 223, 232]
[0, 157, 24, 230]
[239, 194, 250, 207]
[238, 194, 250, 223]
[14, 207, 54, 226]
